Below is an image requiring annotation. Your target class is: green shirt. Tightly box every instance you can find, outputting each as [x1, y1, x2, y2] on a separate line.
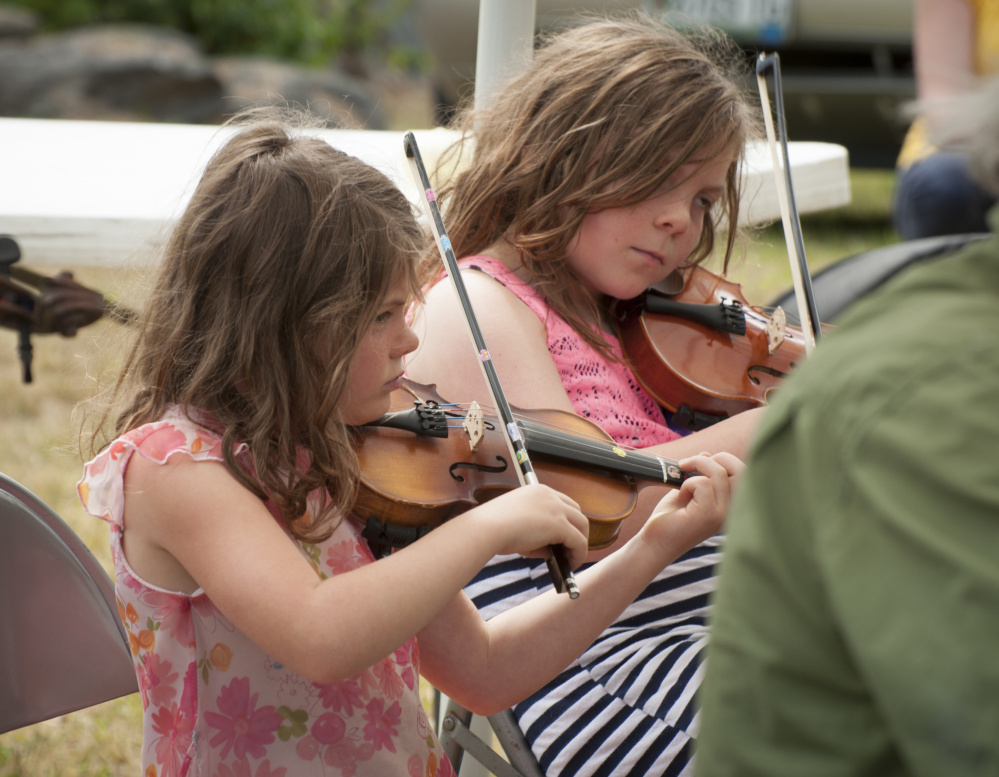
[696, 212, 999, 777]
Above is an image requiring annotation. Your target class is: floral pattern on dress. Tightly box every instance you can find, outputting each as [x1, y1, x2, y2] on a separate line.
[79, 406, 455, 777]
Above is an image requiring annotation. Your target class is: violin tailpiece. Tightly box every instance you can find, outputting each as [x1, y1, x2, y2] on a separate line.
[362, 402, 448, 438]
[671, 405, 728, 432]
[644, 296, 747, 336]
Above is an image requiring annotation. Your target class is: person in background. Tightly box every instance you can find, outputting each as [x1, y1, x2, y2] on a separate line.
[406, 16, 761, 777]
[892, 0, 998, 239]
[696, 74, 999, 777]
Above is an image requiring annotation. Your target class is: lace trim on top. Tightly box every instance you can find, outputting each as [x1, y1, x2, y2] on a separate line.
[456, 256, 680, 447]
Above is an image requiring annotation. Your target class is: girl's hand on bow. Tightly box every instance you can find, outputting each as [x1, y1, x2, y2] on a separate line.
[468, 484, 590, 569]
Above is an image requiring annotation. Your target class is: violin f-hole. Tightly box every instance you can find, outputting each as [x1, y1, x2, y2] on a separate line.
[746, 363, 792, 385]
[449, 456, 509, 483]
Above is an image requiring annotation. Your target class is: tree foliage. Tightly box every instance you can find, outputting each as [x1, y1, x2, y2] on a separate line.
[7, 0, 413, 67]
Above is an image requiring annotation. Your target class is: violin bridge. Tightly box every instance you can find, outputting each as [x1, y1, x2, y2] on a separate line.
[766, 306, 787, 354]
[463, 401, 485, 452]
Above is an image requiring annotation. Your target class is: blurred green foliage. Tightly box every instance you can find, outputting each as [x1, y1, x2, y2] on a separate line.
[6, 0, 416, 68]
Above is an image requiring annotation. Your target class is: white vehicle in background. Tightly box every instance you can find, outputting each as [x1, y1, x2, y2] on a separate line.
[415, 0, 914, 167]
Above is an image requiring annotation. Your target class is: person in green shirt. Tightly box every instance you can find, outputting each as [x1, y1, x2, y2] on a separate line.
[695, 75, 999, 777]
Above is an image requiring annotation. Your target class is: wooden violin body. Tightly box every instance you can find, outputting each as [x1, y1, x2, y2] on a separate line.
[352, 379, 686, 552]
[617, 265, 830, 429]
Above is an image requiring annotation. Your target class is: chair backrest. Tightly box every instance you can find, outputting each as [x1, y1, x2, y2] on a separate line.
[0, 472, 137, 734]
[768, 232, 990, 325]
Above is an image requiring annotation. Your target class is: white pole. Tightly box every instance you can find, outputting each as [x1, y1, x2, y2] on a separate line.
[474, 0, 537, 112]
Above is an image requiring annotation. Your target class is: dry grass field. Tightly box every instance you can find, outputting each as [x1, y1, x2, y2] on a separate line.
[0, 169, 897, 776]
[1, 265, 146, 777]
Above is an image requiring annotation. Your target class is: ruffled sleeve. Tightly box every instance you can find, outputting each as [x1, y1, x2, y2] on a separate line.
[77, 405, 237, 529]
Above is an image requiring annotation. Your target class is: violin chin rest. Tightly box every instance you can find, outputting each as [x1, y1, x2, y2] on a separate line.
[651, 270, 685, 296]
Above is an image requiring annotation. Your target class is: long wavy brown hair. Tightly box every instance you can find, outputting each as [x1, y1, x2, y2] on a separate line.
[428, 15, 761, 358]
[91, 109, 424, 542]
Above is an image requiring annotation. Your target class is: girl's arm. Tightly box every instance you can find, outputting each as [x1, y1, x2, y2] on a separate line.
[408, 269, 567, 411]
[122, 452, 590, 685]
[416, 452, 743, 714]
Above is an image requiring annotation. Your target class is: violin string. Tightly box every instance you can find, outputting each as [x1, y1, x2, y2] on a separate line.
[437, 401, 677, 466]
[392, 395, 680, 483]
[442, 404, 619, 450]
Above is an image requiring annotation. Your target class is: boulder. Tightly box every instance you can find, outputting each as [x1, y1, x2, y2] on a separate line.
[0, 22, 385, 128]
[0, 3, 37, 40]
[213, 56, 386, 129]
[0, 24, 224, 122]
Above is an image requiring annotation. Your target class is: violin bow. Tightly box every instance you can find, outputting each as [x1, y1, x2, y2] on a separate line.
[403, 132, 580, 599]
[755, 52, 822, 353]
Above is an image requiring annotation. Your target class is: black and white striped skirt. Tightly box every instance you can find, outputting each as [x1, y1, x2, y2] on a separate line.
[464, 534, 724, 777]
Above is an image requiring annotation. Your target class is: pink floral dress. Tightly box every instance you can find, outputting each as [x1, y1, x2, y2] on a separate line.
[78, 406, 455, 777]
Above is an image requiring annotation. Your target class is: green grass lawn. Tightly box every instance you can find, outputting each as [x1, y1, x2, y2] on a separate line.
[727, 168, 898, 302]
[0, 168, 900, 776]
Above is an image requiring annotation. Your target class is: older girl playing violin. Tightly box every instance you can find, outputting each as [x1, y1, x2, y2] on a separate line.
[406, 17, 762, 777]
[78, 108, 741, 777]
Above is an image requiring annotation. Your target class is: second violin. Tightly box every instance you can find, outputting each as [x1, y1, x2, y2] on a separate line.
[616, 264, 828, 430]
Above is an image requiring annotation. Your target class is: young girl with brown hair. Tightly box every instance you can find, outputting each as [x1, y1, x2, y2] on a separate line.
[77, 109, 741, 777]
[405, 16, 763, 777]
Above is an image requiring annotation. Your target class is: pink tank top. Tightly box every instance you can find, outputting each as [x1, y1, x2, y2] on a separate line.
[457, 256, 680, 447]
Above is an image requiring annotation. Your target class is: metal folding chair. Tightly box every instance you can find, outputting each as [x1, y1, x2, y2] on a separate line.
[0, 472, 137, 734]
[436, 693, 544, 777]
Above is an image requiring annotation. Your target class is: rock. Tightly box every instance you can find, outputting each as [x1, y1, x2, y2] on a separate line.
[0, 22, 386, 128]
[0, 24, 224, 122]
[0, 3, 37, 39]
[213, 56, 386, 129]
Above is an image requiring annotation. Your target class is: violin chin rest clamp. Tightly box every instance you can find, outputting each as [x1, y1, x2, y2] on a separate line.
[359, 515, 431, 558]
[670, 405, 727, 432]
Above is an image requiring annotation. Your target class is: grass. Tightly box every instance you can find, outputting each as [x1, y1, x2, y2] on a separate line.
[725, 168, 899, 301]
[0, 168, 899, 776]
[0, 266, 142, 777]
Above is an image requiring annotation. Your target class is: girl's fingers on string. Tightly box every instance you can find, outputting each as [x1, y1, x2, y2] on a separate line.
[679, 452, 745, 482]
[696, 451, 745, 500]
[663, 453, 734, 518]
[676, 452, 744, 517]
[708, 451, 746, 478]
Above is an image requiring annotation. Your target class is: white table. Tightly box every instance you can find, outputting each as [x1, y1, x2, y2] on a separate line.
[0, 118, 850, 267]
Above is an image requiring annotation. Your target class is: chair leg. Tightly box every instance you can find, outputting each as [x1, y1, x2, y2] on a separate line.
[439, 697, 542, 777]
[439, 697, 471, 773]
[487, 710, 545, 777]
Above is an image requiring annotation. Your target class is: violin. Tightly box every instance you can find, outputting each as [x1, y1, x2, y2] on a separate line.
[351, 379, 687, 555]
[616, 264, 830, 430]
